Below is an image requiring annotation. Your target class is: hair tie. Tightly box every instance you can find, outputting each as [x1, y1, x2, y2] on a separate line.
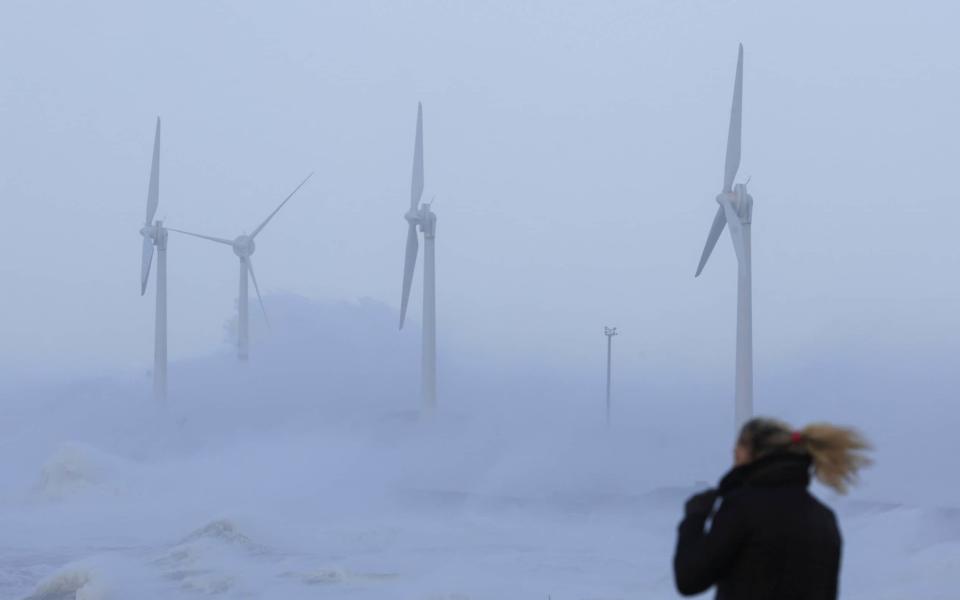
[790, 431, 803, 444]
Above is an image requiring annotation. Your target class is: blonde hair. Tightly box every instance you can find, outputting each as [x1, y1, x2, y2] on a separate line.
[738, 417, 872, 494]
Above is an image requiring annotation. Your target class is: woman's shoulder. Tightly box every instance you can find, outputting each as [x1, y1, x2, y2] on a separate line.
[805, 491, 840, 521]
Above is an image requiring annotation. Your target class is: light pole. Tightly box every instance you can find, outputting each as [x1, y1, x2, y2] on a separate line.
[604, 326, 618, 425]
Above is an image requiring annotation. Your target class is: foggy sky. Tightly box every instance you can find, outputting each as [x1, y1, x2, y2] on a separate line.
[1, 0, 957, 386]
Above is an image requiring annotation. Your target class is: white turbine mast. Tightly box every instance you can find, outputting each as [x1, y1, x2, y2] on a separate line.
[169, 173, 313, 360]
[399, 102, 438, 414]
[695, 44, 754, 432]
[139, 117, 168, 402]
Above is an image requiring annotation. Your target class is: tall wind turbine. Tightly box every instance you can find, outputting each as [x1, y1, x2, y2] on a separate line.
[399, 102, 438, 413]
[169, 173, 313, 360]
[139, 117, 168, 402]
[695, 44, 754, 431]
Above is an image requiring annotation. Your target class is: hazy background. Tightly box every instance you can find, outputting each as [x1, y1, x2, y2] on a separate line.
[1, 3, 959, 596]
[1, 0, 957, 392]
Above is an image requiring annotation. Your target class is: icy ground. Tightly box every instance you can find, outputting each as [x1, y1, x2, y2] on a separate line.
[2, 299, 958, 599]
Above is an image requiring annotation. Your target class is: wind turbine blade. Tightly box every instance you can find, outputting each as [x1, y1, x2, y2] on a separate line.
[695, 206, 726, 277]
[723, 44, 743, 193]
[410, 102, 424, 211]
[167, 228, 234, 246]
[246, 258, 270, 328]
[399, 222, 419, 329]
[145, 117, 161, 225]
[140, 235, 155, 295]
[251, 172, 314, 239]
[719, 196, 745, 264]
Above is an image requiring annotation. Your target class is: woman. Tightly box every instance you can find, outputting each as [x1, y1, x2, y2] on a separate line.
[673, 417, 871, 599]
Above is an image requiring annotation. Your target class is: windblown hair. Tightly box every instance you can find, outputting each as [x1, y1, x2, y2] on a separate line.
[737, 417, 872, 494]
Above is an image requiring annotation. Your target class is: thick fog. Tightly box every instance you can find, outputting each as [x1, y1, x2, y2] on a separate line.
[1, 1, 959, 598]
[2, 1, 957, 377]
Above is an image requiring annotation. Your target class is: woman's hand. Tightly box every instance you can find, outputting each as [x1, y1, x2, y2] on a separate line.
[684, 489, 719, 517]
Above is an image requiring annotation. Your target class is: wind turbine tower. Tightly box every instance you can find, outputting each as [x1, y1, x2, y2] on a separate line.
[399, 102, 438, 414]
[139, 117, 167, 402]
[695, 44, 754, 431]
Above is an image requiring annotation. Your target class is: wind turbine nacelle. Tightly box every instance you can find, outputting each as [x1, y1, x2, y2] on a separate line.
[734, 183, 753, 225]
[419, 208, 437, 237]
[715, 185, 753, 225]
[233, 235, 256, 258]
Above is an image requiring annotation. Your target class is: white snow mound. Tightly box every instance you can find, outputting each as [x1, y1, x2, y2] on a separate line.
[33, 442, 129, 500]
[23, 566, 109, 600]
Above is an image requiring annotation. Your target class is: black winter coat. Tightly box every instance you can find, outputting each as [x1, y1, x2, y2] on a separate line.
[673, 452, 842, 599]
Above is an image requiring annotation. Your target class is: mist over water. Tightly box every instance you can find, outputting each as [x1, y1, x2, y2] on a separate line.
[0, 296, 956, 597]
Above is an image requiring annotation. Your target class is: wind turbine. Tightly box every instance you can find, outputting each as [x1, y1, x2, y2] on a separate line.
[399, 102, 438, 413]
[139, 117, 168, 402]
[694, 44, 754, 431]
[169, 173, 313, 360]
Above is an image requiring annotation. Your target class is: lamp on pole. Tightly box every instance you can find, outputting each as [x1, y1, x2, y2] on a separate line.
[604, 326, 618, 425]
